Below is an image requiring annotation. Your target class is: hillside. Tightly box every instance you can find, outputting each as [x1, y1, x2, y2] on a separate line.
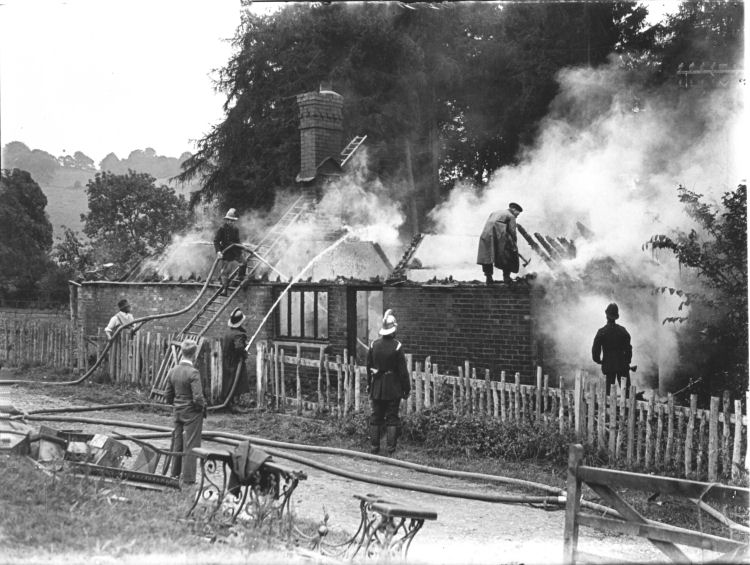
[2, 142, 199, 238]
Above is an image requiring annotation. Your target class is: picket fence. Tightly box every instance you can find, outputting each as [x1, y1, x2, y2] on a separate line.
[1, 318, 747, 481]
[256, 341, 748, 482]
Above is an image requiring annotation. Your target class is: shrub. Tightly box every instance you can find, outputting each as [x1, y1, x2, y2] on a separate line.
[402, 408, 577, 466]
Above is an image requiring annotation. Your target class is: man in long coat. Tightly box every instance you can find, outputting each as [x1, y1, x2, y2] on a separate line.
[592, 303, 633, 395]
[366, 309, 411, 455]
[221, 307, 250, 409]
[476, 202, 523, 284]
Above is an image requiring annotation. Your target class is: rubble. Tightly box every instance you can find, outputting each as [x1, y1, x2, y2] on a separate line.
[0, 407, 179, 490]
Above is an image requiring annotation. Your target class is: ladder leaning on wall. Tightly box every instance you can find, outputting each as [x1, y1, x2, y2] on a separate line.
[149, 192, 317, 403]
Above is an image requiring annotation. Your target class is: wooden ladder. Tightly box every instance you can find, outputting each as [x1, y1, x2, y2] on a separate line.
[339, 135, 367, 168]
[149, 192, 318, 402]
[245, 192, 317, 279]
[149, 271, 245, 403]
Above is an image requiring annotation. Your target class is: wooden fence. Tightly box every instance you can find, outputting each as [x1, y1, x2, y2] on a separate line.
[1, 320, 747, 482]
[256, 341, 748, 482]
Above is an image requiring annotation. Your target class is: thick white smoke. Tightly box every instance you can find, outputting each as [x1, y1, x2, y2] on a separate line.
[429, 59, 744, 392]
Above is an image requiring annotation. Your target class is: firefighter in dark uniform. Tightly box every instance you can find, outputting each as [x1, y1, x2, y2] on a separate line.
[366, 309, 411, 455]
[592, 303, 633, 395]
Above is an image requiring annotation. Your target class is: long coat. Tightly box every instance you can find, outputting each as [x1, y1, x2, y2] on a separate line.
[476, 209, 519, 273]
[366, 336, 411, 401]
[221, 326, 250, 400]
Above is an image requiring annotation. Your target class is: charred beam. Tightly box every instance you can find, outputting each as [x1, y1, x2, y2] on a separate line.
[517, 224, 555, 268]
[558, 237, 577, 259]
[545, 235, 568, 258]
[534, 232, 562, 261]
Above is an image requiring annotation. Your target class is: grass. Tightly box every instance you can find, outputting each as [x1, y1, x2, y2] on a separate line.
[3, 366, 748, 555]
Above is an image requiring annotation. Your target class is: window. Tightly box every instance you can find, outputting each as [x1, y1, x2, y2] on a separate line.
[277, 289, 328, 340]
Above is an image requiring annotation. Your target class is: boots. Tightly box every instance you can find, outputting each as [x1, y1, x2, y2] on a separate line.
[386, 426, 399, 455]
[369, 425, 381, 454]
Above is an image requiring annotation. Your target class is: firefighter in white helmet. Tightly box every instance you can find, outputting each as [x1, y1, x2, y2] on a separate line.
[366, 309, 411, 455]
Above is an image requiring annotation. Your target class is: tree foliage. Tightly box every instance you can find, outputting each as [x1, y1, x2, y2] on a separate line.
[0, 169, 54, 300]
[179, 2, 646, 232]
[2, 142, 60, 184]
[81, 171, 191, 274]
[645, 184, 747, 399]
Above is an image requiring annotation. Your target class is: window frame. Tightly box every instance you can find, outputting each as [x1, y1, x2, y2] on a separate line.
[276, 288, 328, 341]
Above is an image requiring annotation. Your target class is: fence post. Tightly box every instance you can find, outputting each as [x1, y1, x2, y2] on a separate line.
[536, 367, 542, 424]
[685, 394, 697, 477]
[574, 370, 584, 440]
[608, 385, 618, 455]
[500, 370, 507, 422]
[645, 394, 654, 469]
[597, 380, 606, 450]
[586, 381, 595, 446]
[324, 353, 331, 411]
[708, 396, 719, 481]
[722, 391, 731, 477]
[336, 354, 342, 417]
[317, 346, 323, 412]
[665, 393, 674, 467]
[464, 361, 471, 414]
[279, 347, 286, 413]
[627, 385, 637, 466]
[433, 364, 440, 409]
[616, 385, 626, 461]
[514, 372, 521, 423]
[732, 399, 743, 480]
[563, 444, 584, 565]
[405, 353, 413, 414]
[415, 362, 423, 412]
[295, 345, 302, 415]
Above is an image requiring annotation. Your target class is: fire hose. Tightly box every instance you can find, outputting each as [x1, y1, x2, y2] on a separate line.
[0, 256, 223, 388]
[4, 411, 618, 516]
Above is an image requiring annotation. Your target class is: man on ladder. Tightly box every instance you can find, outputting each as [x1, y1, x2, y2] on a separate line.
[214, 208, 245, 296]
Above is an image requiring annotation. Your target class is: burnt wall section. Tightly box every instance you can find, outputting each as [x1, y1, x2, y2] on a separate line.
[76, 282, 277, 343]
[384, 284, 539, 383]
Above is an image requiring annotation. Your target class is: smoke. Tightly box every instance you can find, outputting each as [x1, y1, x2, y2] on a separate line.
[429, 58, 744, 391]
[275, 147, 405, 274]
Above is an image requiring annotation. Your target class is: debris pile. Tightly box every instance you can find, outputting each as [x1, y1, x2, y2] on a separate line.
[0, 414, 179, 491]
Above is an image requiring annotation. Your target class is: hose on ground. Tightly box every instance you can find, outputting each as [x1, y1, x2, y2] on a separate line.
[0, 257, 222, 387]
[7, 412, 619, 516]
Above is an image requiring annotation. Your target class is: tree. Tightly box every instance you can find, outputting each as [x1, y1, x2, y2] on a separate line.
[52, 226, 94, 276]
[81, 170, 191, 274]
[180, 2, 645, 233]
[73, 151, 96, 171]
[644, 184, 747, 400]
[2, 142, 60, 184]
[0, 169, 54, 300]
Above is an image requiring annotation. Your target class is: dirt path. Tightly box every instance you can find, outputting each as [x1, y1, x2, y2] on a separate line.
[3, 381, 688, 564]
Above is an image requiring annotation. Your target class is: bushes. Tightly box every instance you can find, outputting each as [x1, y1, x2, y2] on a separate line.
[402, 408, 577, 466]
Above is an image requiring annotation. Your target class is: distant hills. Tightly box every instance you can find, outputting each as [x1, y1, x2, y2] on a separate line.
[2, 141, 200, 237]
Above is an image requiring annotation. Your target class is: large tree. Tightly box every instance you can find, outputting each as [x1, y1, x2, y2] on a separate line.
[81, 170, 191, 274]
[0, 169, 54, 300]
[645, 184, 747, 400]
[179, 2, 644, 233]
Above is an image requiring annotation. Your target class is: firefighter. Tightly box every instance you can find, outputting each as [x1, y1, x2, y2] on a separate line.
[221, 307, 250, 410]
[213, 208, 244, 296]
[366, 309, 411, 455]
[476, 202, 523, 285]
[592, 303, 633, 395]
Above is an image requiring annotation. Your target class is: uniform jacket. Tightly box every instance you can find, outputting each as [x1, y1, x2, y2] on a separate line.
[214, 222, 242, 262]
[165, 361, 206, 418]
[592, 321, 632, 375]
[221, 326, 250, 397]
[366, 336, 411, 401]
[476, 209, 519, 272]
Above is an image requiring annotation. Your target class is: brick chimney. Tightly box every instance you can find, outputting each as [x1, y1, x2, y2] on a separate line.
[296, 84, 343, 183]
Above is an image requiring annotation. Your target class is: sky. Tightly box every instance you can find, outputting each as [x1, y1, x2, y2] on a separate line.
[0, 1, 682, 168]
[0, 0, 281, 166]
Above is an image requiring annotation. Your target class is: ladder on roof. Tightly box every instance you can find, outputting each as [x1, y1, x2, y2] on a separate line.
[339, 135, 367, 168]
[149, 192, 317, 403]
[244, 191, 317, 279]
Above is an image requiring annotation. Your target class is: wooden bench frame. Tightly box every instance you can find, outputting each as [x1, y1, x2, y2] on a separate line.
[186, 446, 307, 528]
[345, 493, 438, 562]
[563, 443, 749, 564]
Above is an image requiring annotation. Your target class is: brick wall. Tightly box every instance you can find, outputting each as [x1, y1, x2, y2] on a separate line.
[76, 282, 278, 343]
[384, 284, 539, 382]
[297, 91, 343, 180]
